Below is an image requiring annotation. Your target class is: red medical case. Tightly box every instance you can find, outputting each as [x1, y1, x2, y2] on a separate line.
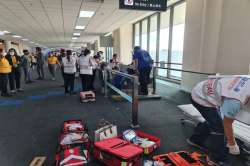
[134, 130, 161, 155]
[94, 138, 143, 166]
[153, 151, 208, 166]
[63, 120, 86, 134]
[55, 146, 89, 166]
[80, 91, 95, 103]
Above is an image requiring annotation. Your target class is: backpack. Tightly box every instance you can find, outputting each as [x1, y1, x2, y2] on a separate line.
[141, 51, 153, 67]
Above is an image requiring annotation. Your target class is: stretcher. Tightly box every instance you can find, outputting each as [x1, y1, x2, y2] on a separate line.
[178, 104, 250, 152]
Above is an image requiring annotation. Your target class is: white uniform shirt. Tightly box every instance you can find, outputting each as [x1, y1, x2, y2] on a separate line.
[192, 77, 250, 108]
[78, 55, 93, 75]
[62, 56, 77, 74]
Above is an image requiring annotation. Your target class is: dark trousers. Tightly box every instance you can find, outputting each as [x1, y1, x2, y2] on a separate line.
[80, 74, 92, 91]
[190, 98, 226, 161]
[37, 64, 44, 79]
[139, 68, 151, 95]
[64, 73, 75, 93]
[48, 64, 56, 78]
[23, 67, 32, 82]
[61, 67, 65, 85]
[91, 69, 96, 90]
[0, 73, 8, 94]
[9, 68, 21, 90]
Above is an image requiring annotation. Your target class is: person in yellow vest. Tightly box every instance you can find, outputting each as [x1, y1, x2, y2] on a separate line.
[6, 48, 23, 93]
[0, 48, 11, 97]
[47, 52, 59, 81]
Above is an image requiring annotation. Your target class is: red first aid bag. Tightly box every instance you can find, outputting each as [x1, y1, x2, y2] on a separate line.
[55, 146, 89, 166]
[63, 120, 86, 134]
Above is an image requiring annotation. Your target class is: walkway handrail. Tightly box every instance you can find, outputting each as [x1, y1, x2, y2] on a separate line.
[154, 62, 183, 66]
[104, 69, 139, 128]
[154, 66, 215, 76]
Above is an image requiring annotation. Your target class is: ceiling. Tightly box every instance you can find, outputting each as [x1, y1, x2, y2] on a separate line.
[0, 0, 153, 48]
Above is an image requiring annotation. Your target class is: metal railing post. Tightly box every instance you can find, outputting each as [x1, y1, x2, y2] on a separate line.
[131, 76, 139, 128]
[152, 67, 157, 94]
[104, 69, 108, 97]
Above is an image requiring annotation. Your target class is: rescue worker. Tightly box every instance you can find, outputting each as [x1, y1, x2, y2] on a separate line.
[0, 49, 11, 97]
[58, 49, 66, 87]
[78, 49, 93, 91]
[47, 52, 59, 81]
[6, 48, 23, 93]
[35, 47, 45, 80]
[188, 76, 250, 165]
[62, 50, 77, 95]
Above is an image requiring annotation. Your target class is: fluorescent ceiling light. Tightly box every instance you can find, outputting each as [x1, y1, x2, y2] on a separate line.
[22, 39, 29, 41]
[104, 32, 112, 37]
[3, 31, 10, 34]
[72, 37, 78, 40]
[79, 11, 95, 18]
[30, 41, 34, 43]
[73, 32, 81, 36]
[75, 25, 86, 30]
[0, 31, 5, 36]
[12, 35, 22, 38]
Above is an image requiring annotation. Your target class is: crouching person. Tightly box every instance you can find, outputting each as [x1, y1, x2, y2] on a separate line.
[0, 49, 11, 97]
[188, 76, 250, 165]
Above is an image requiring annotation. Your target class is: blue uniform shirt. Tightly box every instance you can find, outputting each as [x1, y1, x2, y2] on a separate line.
[133, 50, 152, 70]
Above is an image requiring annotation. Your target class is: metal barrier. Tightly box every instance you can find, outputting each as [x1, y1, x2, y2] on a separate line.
[104, 69, 139, 128]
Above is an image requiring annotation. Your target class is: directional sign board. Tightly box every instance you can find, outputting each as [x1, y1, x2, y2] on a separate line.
[119, 0, 167, 11]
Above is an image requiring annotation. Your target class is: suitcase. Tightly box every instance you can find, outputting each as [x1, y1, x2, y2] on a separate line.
[94, 138, 143, 166]
[55, 146, 89, 166]
[63, 120, 86, 134]
[153, 151, 212, 166]
[80, 91, 95, 103]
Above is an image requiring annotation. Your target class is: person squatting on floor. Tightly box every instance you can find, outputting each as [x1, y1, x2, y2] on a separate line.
[6, 48, 23, 93]
[78, 49, 93, 91]
[47, 52, 59, 81]
[22, 49, 33, 84]
[62, 50, 77, 95]
[133, 46, 153, 95]
[188, 76, 250, 165]
[35, 47, 45, 80]
[0, 48, 11, 97]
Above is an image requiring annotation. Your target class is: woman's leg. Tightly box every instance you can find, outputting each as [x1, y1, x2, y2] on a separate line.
[69, 73, 75, 93]
[8, 71, 15, 91]
[64, 73, 69, 93]
[86, 75, 92, 91]
[15, 68, 21, 89]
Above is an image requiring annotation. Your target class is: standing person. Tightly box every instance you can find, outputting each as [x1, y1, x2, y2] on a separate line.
[58, 49, 66, 86]
[35, 47, 45, 80]
[62, 50, 77, 95]
[30, 52, 37, 70]
[0, 48, 11, 97]
[78, 49, 93, 91]
[22, 50, 33, 84]
[47, 52, 59, 81]
[187, 76, 250, 165]
[111, 53, 119, 69]
[6, 48, 23, 93]
[133, 46, 153, 95]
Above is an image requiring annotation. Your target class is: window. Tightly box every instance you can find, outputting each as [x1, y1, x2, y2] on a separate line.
[141, 19, 148, 50]
[149, 14, 158, 62]
[105, 47, 113, 62]
[170, 2, 186, 79]
[134, 23, 140, 46]
[158, 10, 170, 77]
[132, 0, 186, 81]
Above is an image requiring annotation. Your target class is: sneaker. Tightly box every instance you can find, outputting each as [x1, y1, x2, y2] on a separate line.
[10, 90, 16, 94]
[17, 88, 24, 92]
[186, 138, 207, 151]
[227, 144, 240, 155]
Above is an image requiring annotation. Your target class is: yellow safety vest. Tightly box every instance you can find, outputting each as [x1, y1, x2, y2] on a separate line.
[48, 56, 58, 65]
[0, 57, 11, 73]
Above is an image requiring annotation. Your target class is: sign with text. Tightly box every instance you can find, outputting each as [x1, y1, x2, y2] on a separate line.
[119, 0, 167, 11]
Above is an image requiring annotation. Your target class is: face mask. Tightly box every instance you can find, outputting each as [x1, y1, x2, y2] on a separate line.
[10, 52, 14, 56]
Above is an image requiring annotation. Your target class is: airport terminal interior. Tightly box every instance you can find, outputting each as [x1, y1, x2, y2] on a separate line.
[0, 0, 250, 165]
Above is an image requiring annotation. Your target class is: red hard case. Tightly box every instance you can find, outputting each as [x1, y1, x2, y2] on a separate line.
[94, 138, 143, 166]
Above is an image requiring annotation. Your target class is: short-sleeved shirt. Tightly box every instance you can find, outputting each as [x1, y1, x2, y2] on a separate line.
[133, 50, 152, 70]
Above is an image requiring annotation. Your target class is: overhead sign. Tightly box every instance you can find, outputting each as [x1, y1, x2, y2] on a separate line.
[119, 0, 167, 11]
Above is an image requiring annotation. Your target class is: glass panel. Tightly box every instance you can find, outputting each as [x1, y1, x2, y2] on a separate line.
[134, 23, 140, 46]
[149, 14, 158, 62]
[158, 10, 170, 77]
[168, 0, 181, 6]
[141, 19, 148, 50]
[170, 2, 186, 78]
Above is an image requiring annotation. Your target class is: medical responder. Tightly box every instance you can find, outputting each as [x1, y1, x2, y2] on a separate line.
[47, 52, 59, 80]
[0, 49, 11, 97]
